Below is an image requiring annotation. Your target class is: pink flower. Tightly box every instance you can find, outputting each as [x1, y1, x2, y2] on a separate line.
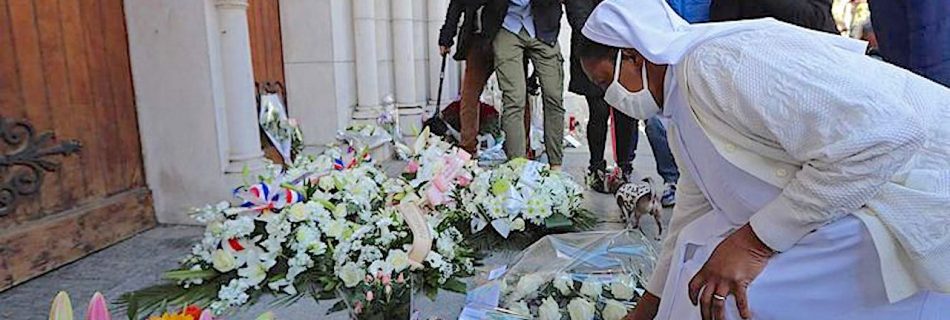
[366, 290, 375, 302]
[354, 301, 363, 315]
[456, 149, 472, 161]
[396, 273, 406, 284]
[381, 274, 391, 285]
[86, 292, 111, 320]
[198, 310, 215, 320]
[456, 172, 472, 187]
[405, 160, 420, 174]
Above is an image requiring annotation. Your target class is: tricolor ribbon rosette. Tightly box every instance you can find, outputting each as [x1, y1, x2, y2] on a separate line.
[233, 182, 303, 213]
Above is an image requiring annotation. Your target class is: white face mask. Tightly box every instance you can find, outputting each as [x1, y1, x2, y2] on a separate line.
[603, 51, 660, 120]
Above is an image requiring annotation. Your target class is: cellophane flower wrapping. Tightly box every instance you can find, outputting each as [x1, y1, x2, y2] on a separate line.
[460, 231, 657, 320]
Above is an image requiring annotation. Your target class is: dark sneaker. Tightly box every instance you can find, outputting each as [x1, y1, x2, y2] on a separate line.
[661, 182, 676, 207]
[586, 167, 609, 193]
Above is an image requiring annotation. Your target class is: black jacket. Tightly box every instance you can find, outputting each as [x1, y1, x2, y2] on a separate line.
[565, 0, 603, 97]
[482, 0, 565, 46]
[439, 0, 489, 61]
[709, 0, 837, 33]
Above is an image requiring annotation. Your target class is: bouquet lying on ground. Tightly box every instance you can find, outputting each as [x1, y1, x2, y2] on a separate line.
[401, 128, 595, 250]
[119, 141, 475, 318]
[461, 231, 657, 320]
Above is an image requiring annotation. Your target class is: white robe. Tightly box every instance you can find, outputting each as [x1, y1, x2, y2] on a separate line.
[653, 77, 950, 319]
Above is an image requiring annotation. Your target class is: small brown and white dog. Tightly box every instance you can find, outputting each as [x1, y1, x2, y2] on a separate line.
[616, 177, 663, 240]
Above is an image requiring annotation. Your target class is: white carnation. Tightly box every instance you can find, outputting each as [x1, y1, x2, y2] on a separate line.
[602, 299, 630, 320]
[610, 274, 636, 300]
[579, 277, 602, 298]
[567, 298, 595, 320]
[538, 297, 561, 320]
[553, 273, 574, 295]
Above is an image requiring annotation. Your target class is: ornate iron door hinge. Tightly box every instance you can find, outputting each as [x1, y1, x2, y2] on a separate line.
[0, 116, 82, 216]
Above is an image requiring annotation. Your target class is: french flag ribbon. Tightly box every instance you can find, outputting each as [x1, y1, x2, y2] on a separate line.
[233, 183, 303, 212]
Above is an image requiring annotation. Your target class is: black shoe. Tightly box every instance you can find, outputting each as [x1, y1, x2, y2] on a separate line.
[586, 167, 609, 193]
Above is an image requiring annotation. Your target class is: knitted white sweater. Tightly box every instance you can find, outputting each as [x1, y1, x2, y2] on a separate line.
[648, 26, 950, 302]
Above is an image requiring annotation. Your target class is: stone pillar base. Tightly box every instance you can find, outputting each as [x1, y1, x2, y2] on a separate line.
[397, 105, 424, 137]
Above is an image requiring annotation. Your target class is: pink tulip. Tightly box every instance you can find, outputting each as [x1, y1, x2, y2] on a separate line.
[199, 310, 214, 320]
[366, 290, 375, 302]
[85, 292, 110, 320]
[49, 291, 73, 320]
[381, 274, 391, 285]
[405, 160, 420, 174]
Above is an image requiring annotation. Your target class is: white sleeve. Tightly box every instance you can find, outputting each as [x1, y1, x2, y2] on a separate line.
[687, 36, 926, 252]
[646, 161, 712, 295]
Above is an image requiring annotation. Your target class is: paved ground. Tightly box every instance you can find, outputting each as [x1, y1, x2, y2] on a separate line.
[0, 98, 672, 319]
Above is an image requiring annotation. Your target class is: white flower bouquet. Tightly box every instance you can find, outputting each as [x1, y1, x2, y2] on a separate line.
[119, 141, 476, 319]
[400, 129, 595, 250]
[461, 231, 658, 320]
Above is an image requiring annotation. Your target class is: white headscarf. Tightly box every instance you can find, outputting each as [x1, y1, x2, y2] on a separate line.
[581, 0, 866, 64]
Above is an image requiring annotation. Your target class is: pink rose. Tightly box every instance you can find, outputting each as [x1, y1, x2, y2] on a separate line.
[456, 172, 473, 187]
[405, 160, 420, 174]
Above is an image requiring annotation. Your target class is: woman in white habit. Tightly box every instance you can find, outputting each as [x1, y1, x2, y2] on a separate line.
[576, 0, 950, 319]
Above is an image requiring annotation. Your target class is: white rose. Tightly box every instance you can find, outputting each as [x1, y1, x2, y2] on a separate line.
[318, 176, 335, 191]
[538, 297, 561, 320]
[287, 203, 309, 222]
[602, 299, 629, 320]
[387, 249, 411, 272]
[567, 298, 595, 320]
[610, 275, 635, 300]
[208, 221, 226, 236]
[338, 262, 365, 288]
[513, 273, 545, 300]
[508, 300, 530, 316]
[510, 218, 526, 231]
[324, 219, 347, 239]
[211, 249, 236, 272]
[553, 273, 574, 295]
[579, 278, 602, 298]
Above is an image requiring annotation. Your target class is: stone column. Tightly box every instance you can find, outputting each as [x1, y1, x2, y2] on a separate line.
[392, 0, 423, 136]
[392, 0, 417, 106]
[426, 0, 445, 112]
[352, 0, 382, 124]
[214, 0, 266, 174]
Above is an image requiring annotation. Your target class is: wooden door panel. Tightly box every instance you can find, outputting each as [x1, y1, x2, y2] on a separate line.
[247, 0, 287, 164]
[0, 0, 154, 291]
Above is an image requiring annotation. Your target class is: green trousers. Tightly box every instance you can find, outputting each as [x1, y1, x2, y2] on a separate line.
[492, 28, 565, 165]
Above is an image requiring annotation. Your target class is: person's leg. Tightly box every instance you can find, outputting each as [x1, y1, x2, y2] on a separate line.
[644, 117, 679, 184]
[459, 38, 493, 155]
[585, 96, 609, 171]
[524, 36, 565, 166]
[492, 29, 528, 160]
[613, 108, 639, 176]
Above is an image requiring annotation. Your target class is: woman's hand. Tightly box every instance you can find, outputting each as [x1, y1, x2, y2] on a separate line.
[688, 224, 775, 320]
[625, 291, 661, 320]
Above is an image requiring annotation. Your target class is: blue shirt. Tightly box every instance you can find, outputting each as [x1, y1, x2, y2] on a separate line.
[502, 0, 536, 38]
[666, 0, 710, 23]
